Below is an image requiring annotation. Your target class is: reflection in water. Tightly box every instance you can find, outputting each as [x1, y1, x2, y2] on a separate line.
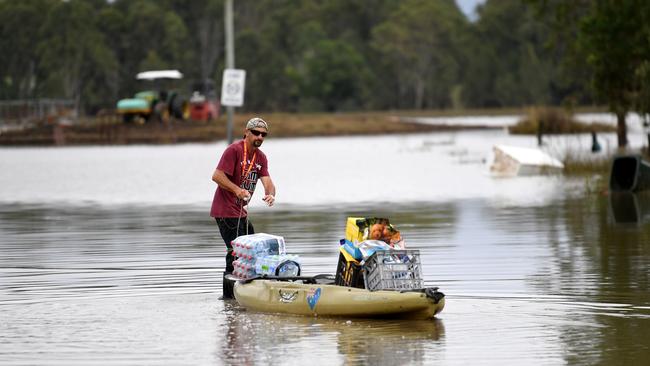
[219, 300, 444, 365]
[609, 191, 650, 224]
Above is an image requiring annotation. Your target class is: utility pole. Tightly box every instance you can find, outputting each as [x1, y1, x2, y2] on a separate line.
[224, 0, 235, 144]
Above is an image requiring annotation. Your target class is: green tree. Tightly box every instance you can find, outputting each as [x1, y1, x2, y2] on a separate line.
[371, 0, 467, 109]
[107, 0, 190, 99]
[462, 0, 562, 108]
[300, 39, 369, 111]
[235, 0, 352, 111]
[233, 0, 394, 111]
[163, 0, 223, 82]
[0, 0, 55, 99]
[37, 0, 117, 111]
[577, 1, 645, 147]
[537, 0, 650, 147]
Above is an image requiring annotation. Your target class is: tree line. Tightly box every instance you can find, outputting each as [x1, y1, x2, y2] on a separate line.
[1, 0, 649, 145]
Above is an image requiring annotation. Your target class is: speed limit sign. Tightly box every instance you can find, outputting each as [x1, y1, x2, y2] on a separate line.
[220, 69, 246, 107]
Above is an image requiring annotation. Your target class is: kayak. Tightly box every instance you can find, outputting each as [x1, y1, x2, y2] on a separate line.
[231, 274, 445, 320]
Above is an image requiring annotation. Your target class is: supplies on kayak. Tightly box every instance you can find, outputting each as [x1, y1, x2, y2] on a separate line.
[232, 233, 286, 259]
[255, 254, 301, 277]
[334, 245, 365, 288]
[363, 250, 423, 291]
[231, 233, 300, 279]
[345, 217, 405, 248]
[340, 239, 362, 260]
[229, 217, 445, 319]
[357, 240, 391, 260]
[337, 217, 423, 291]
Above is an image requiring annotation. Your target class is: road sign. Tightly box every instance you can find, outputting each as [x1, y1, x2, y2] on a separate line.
[220, 69, 246, 107]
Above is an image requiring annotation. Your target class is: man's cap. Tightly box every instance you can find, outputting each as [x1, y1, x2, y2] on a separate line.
[246, 117, 268, 131]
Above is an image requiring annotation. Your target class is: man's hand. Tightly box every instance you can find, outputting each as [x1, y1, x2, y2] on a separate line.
[263, 194, 275, 207]
[237, 188, 251, 201]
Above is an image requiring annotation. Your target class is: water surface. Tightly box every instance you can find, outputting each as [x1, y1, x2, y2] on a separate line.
[1, 126, 649, 365]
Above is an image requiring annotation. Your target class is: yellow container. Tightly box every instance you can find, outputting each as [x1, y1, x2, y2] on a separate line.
[345, 217, 393, 243]
[345, 217, 366, 243]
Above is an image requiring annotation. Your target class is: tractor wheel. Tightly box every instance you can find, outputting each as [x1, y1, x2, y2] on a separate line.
[123, 113, 136, 124]
[169, 95, 188, 120]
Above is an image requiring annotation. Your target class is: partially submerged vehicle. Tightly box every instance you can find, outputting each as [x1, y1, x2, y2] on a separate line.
[489, 144, 564, 177]
[116, 70, 189, 123]
[609, 154, 650, 192]
[226, 218, 445, 320]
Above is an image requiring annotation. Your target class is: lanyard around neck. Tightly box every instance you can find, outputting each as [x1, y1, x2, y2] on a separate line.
[242, 141, 257, 180]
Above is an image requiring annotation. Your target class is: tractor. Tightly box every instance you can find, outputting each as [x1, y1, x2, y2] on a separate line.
[189, 79, 220, 121]
[116, 70, 189, 124]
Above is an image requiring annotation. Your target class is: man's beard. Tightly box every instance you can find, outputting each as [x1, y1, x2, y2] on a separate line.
[253, 140, 262, 147]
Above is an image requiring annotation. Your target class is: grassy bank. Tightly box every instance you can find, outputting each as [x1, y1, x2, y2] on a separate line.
[0, 110, 511, 146]
[561, 153, 612, 193]
[1, 106, 612, 146]
[509, 107, 616, 135]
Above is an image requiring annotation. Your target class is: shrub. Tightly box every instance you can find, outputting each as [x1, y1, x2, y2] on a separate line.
[509, 107, 616, 134]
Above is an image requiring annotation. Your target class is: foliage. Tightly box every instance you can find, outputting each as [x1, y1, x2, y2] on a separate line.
[371, 0, 466, 110]
[37, 0, 117, 111]
[461, 0, 576, 108]
[0, 0, 54, 99]
[509, 106, 616, 134]
[561, 152, 611, 180]
[533, 0, 650, 147]
[300, 39, 369, 111]
[3, 0, 641, 117]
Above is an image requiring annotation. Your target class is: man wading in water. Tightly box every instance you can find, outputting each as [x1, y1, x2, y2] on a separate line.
[211, 117, 276, 298]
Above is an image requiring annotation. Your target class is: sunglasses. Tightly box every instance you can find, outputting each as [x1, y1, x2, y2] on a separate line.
[249, 129, 267, 137]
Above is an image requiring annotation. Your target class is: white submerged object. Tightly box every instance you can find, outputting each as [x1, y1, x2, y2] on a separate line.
[489, 144, 564, 177]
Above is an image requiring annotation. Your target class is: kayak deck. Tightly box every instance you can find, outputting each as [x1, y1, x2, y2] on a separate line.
[232, 275, 445, 320]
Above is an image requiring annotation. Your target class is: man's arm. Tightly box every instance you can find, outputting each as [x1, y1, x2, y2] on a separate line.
[212, 168, 250, 200]
[259, 176, 276, 206]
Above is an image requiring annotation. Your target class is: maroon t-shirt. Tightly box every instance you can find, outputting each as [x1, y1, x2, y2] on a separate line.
[210, 140, 269, 218]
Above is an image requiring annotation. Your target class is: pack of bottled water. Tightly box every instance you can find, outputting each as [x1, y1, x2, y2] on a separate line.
[254, 254, 301, 277]
[232, 233, 299, 279]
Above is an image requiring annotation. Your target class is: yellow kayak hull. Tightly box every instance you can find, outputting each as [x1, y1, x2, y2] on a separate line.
[233, 279, 444, 320]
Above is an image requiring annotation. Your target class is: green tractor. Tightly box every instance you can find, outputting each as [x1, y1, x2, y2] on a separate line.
[116, 70, 189, 123]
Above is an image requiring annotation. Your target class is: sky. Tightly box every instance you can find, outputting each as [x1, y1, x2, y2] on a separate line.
[456, 0, 486, 21]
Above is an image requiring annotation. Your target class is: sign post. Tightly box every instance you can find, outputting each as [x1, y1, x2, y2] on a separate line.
[221, 68, 246, 144]
[220, 69, 246, 108]
[223, 0, 237, 144]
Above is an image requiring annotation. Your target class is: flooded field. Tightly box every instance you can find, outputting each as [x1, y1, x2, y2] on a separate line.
[1, 125, 649, 365]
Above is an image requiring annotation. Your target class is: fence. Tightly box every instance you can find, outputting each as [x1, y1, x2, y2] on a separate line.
[0, 99, 77, 126]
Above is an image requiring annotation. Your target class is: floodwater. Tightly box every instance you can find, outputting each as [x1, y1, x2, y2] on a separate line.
[1, 118, 650, 365]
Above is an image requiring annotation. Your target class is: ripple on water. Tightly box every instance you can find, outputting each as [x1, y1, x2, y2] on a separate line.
[1, 197, 650, 365]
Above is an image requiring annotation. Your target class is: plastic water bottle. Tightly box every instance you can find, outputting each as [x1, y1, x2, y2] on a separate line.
[255, 255, 273, 276]
[267, 255, 280, 275]
[254, 256, 265, 275]
[243, 243, 252, 260]
[254, 254, 301, 276]
[253, 240, 277, 258]
[234, 241, 242, 258]
[277, 260, 300, 277]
